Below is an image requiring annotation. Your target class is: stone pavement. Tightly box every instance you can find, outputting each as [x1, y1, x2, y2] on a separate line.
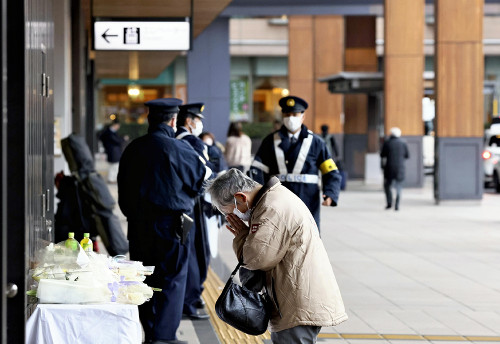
[103, 164, 500, 343]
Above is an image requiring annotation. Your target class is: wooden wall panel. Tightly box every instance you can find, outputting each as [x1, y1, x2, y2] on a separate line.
[344, 95, 368, 134]
[344, 16, 377, 135]
[314, 16, 343, 134]
[384, 0, 424, 136]
[435, 0, 483, 137]
[385, 56, 424, 135]
[435, 43, 483, 137]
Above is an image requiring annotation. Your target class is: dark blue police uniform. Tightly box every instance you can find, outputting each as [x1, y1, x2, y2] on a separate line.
[249, 96, 341, 229]
[118, 98, 210, 342]
[175, 103, 213, 319]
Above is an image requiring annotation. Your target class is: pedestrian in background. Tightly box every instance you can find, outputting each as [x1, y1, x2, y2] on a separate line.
[200, 131, 227, 174]
[225, 121, 252, 173]
[248, 96, 341, 229]
[205, 168, 348, 343]
[117, 98, 212, 344]
[380, 127, 409, 211]
[99, 118, 127, 183]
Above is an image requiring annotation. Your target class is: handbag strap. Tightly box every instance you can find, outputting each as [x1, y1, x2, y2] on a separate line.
[230, 261, 244, 279]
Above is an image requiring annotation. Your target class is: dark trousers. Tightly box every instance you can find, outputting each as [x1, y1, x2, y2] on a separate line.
[271, 325, 322, 344]
[183, 198, 211, 314]
[384, 178, 403, 208]
[183, 217, 202, 315]
[128, 214, 190, 342]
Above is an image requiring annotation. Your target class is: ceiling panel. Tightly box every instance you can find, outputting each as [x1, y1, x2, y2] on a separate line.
[92, 0, 232, 80]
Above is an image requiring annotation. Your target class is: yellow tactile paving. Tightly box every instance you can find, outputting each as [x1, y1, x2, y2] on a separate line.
[202, 268, 271, 344]
[203, 268, 500, 343]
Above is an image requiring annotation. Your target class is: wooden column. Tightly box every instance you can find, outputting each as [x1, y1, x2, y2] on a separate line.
[289, 16, 314, 128]
[289, 16, 343, 134]
[435, 0, 484, 200]
[384, 0, 425, 188]
[313, 16, 344, 134]
[435, 0, 483, 138]
[384, 0, 424, 136]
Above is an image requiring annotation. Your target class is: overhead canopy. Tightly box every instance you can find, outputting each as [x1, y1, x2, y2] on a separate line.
[92, 0, 233, 79]
[319, 71, 496, 95]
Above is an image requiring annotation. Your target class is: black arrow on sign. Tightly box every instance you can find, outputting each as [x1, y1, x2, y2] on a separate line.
[101, 28, 118, 43]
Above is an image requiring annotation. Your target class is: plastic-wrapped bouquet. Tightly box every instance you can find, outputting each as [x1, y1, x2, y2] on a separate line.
[28, 241, 155, 305]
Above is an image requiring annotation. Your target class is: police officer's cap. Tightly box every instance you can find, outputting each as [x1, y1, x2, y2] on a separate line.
[145, 98, 183, 114]
[279, 96, 308, 113]
[179, 102, 205, 119]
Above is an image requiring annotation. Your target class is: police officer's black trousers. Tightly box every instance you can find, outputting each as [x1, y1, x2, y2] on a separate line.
[128, 214, 190, 341]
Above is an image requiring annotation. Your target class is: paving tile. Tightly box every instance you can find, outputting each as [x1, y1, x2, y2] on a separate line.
[388, 309, 455, 335]
[352, 310, 417, 334]
[425, 311, 497, 336]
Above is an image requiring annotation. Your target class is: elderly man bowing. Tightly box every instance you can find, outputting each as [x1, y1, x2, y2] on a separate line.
[205, 168, 347, 343]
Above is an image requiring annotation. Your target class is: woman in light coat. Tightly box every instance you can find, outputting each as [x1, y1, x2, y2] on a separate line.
[225, 122, 252, 173]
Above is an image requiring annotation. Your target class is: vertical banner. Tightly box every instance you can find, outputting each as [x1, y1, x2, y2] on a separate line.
[230, 79, 249, 121]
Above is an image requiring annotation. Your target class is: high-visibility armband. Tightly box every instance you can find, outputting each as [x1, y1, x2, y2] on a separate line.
[319, 158, 338, 174]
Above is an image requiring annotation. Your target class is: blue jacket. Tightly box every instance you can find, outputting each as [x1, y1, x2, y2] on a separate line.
[175, 126, 217, 175]
[249, 125, 341, 224]
[117, 123, 208, 219]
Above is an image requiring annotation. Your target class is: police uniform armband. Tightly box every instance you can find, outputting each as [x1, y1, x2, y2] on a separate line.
[319, 158, 338, 174]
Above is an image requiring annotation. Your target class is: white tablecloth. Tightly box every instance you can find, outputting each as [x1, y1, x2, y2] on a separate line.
[26, 303, 142, 344]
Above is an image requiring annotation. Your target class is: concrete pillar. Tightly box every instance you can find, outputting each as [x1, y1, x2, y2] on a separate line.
[187, 17, 230, 144]
[435, 0, 483, 200]
[384, 0, 425, 187]
[344, 16, 377, 179]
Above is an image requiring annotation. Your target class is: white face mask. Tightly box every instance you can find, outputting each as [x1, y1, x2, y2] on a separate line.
[283, 114, 303, 133]
[190, 120, 203, 137]
[203, 138, 214, 146]
[233, 197, 251, 222]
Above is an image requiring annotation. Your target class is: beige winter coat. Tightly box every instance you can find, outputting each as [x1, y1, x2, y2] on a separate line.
[233, 178, 348, 332]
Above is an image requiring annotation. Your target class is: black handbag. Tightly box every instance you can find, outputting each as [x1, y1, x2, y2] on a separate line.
[215, 262, 272, 335]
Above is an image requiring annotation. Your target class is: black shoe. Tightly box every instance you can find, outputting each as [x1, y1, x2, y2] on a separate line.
[395, 205, 399, 211]
[194, 299, 206, 309]
[385, 204, 392, 209]
[183, 308, 210, 320]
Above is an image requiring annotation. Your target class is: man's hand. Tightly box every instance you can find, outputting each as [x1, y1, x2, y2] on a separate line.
[225, 213, 249, 237]
[322, 195, 332, 206]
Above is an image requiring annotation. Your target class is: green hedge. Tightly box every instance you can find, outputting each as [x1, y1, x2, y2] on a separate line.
[118, 123, 148, 141]
[117, 121, 274, 141]
[241, 122, 274, 139]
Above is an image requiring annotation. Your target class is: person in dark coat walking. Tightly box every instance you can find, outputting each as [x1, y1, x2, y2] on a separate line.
[99, 118, 126, 183]
[117, 98, 212, 344]
[248, 96, 342, 229]
[380, 127, 409, 211]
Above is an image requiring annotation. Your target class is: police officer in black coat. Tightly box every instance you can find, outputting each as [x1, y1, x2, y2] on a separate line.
[249, 96, 342, 229]
[380, 127, 409, 211]
[175, 103, 213, 320]
[117, 98, 212, 344]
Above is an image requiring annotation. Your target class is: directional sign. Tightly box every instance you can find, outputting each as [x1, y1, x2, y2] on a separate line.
[94, 20, 190, 51]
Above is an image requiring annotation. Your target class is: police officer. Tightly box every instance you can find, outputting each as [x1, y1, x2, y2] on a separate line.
[176, 103, 212, 320]
[249, 96, 341, 229]
[117, 98, 212, 344]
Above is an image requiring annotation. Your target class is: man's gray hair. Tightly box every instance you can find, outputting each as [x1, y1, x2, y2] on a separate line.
[204, 168, 259, 210]
[390, 127, 402, 138]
